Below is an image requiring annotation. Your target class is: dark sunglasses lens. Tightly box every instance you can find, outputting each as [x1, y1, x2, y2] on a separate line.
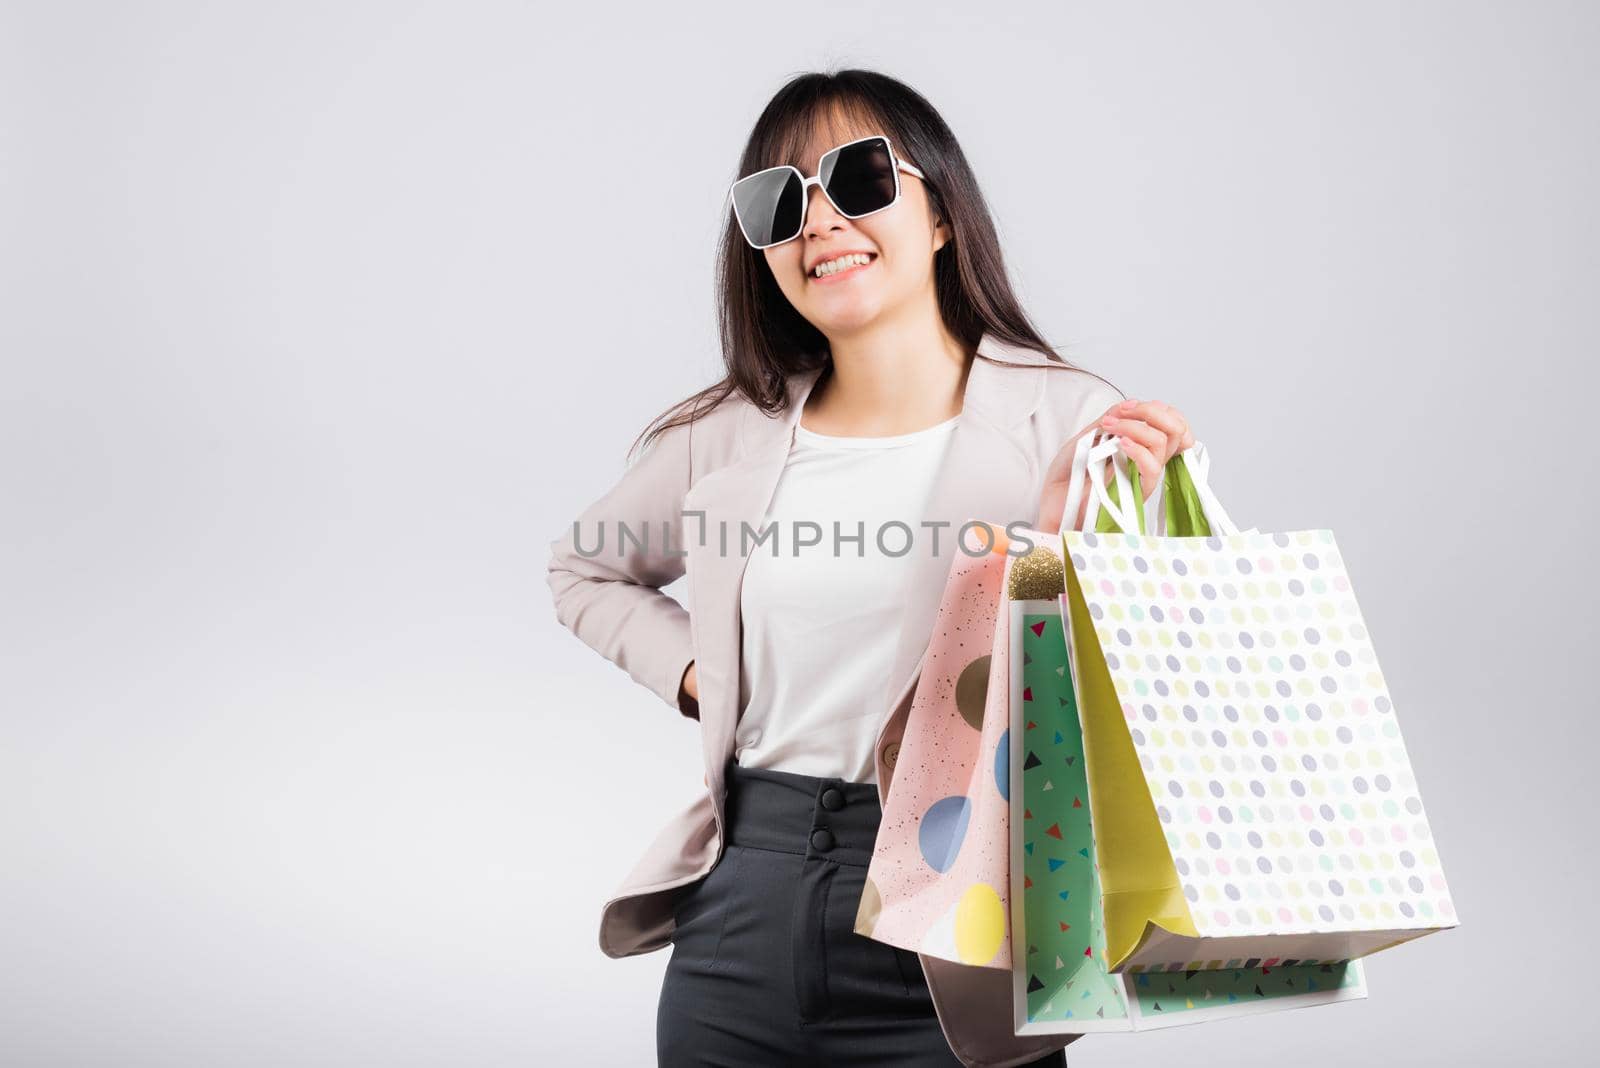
[823, 137, 898, 216]
[733, 167, 805, 247]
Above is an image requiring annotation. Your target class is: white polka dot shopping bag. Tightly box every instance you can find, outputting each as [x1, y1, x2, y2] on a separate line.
[1013, 428, 1458, 1027]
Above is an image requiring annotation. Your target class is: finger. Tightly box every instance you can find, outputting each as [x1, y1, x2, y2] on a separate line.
[1151, 400, 1195, 450]
[1114, 436, 1162, 500]
[1128, 401, 1188, 457]
[1118, 401, 1190, 458]
[1101, 415, 1170, 459]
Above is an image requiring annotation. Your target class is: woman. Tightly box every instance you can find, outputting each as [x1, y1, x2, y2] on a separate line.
[548, 69, 1197, 1066]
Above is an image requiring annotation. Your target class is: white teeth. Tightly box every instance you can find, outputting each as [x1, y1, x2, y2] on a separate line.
[813, 252, 872, 277]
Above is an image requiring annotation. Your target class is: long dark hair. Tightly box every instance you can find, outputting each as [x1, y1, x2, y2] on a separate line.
[628, 67, 1096, 461]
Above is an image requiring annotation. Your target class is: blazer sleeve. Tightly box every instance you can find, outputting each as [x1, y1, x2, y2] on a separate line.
[546, 418, 700, 719]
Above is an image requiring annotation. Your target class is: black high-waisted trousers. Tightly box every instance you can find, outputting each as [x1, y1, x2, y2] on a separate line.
[656, 757, 1066, 1067]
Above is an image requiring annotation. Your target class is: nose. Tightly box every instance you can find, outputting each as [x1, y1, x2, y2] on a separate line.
[802, 182, 848, 240]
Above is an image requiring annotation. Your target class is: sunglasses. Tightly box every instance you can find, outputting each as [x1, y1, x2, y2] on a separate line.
[728, 134, 927, 250]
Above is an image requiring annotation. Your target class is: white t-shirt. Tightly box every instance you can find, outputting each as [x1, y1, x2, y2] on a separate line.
[734, 412, 961, 785]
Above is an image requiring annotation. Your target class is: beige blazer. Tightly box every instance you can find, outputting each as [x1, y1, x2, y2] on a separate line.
[547, 330, 1125, 1067]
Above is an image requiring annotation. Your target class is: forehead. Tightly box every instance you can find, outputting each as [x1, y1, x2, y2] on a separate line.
[786, 108, 884, 173]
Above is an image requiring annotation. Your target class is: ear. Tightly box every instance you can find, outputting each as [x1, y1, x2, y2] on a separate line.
[931, 214, 952, 254]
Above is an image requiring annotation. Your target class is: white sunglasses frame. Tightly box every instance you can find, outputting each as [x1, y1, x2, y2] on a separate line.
[728, 134, 927, 250]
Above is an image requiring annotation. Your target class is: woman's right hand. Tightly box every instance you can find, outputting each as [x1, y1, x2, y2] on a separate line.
[677, 661, 701, 721]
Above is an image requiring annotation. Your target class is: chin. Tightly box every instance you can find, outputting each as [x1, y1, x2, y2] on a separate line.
[807, 293, 892, 331]
[810, 308, 885, 336]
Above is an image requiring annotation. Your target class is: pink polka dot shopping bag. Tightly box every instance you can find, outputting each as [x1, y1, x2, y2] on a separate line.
[850, 516, 1022, 969]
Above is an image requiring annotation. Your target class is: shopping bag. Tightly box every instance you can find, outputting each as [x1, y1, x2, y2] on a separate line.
[1053, 430, 1459, 976]
[1007, 450, 1368, 1032]
[850, 451, 1235, 971]
[852, 524, 1018, 968]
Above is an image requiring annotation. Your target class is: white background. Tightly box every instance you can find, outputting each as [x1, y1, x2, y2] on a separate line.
[3, 1, 1594, 1064]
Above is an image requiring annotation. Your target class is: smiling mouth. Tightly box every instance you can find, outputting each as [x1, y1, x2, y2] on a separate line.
[809, 253, 877, 281]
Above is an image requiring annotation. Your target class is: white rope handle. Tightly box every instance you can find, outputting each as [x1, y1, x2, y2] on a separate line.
[1058, 429, 1149, 534]
[1179, 443, 1242, 536]
[1058, 430, 1095, 534]
[1090, 434, 1142, 533]
[1058, 430, 1244, 537]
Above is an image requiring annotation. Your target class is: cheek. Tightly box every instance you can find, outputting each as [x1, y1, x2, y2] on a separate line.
[765, 248, 802, 281]
[875, 244, 930, 288]
[865, 215, 931, 272]
[765, 254, 809, 296]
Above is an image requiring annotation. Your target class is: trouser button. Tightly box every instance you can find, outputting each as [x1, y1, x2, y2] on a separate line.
[809, 828, 835, 851]
[820, 787, 845, 811]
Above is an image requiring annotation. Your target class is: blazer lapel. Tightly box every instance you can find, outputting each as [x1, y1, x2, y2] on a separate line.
[684, 333, 1052, 804]
[681, 368, 822, 796]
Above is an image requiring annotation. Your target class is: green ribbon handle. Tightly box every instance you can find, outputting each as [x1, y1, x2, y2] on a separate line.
[1091, 452, 1214, 537]
[1090, 456, 1144, 535]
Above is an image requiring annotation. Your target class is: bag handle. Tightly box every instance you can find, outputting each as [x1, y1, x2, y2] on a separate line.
[1177, 442, 1242, 536]
[1058, 428, 1243, 536]
[1061, 430, 1136, 533]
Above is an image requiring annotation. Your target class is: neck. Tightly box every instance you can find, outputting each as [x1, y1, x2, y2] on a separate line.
[803, 304, 971, 436]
